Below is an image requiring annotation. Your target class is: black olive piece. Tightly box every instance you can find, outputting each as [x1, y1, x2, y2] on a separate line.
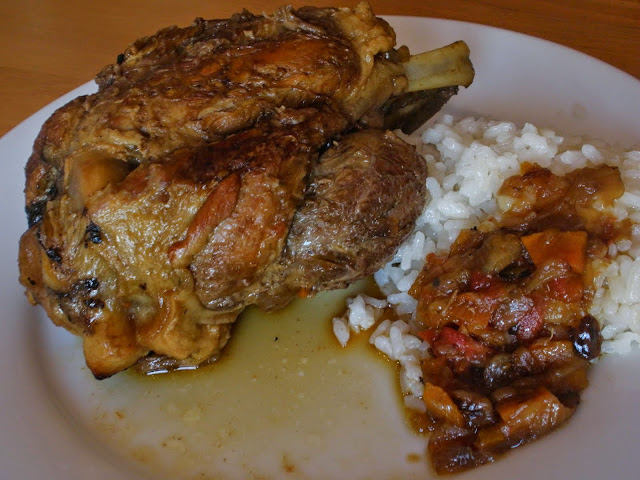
[116, 53, 125, 64]
[571, 315, 602, 360]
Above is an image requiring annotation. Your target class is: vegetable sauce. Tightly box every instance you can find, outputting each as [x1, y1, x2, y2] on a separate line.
[409, 164, 627, 473]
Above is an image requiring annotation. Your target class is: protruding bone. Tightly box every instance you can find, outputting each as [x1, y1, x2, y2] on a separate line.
[404, 40, 475, 92]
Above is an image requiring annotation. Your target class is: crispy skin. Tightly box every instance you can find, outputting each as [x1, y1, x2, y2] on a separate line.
[18, 3, 428, 378]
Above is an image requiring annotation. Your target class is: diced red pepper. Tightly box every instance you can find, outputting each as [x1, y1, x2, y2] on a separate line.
[548, 276, 584, 303]
[436, 326, 493, 363]
[470, 271, 494, 291]
[515, 296, 544, 342]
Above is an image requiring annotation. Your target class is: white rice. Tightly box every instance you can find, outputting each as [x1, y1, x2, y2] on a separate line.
[333, 114, 640, 408]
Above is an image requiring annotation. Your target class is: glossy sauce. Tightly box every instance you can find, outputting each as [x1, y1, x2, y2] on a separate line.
[37, 279, 429, 480]
[408, 165, 624, 474]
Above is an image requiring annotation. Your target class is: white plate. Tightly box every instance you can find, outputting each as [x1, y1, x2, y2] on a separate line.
[1, 16, 639, 480]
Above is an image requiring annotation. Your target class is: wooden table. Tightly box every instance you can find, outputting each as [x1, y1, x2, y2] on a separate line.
[0, 0, 638, 136]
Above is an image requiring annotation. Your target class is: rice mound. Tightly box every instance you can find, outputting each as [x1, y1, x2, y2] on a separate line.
[332, 114, 640, 411]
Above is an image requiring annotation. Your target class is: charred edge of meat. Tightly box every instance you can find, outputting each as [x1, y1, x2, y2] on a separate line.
[78, 277, 100, 290]
[382, 86, 459, 134]
[35, 228, 62, 263]
[84, 298, 105, 309]
[45, 247, 62, 263]
[26, 181, 58, 227]
[25, 164, 59, 227]
[70, 277, 101, 296]
[26, 200, 47, 227]
[84, 222, 102, 245]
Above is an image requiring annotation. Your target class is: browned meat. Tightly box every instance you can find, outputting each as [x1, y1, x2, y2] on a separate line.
[18, 2, 467, 378]
[257, 129, 428, 309]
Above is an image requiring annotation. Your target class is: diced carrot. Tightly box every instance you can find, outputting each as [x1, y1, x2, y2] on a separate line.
[474, 425, 507, 451]
[423, 382, 466, 427]
[521, 230, 587, 273]
[495, 386, 573, 443]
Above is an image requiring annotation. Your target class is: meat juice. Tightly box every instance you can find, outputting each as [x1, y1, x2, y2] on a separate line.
[36, 279, 429, 479]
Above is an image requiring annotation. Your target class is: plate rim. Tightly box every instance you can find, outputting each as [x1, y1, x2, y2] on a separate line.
[1, 14, 639, 480]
